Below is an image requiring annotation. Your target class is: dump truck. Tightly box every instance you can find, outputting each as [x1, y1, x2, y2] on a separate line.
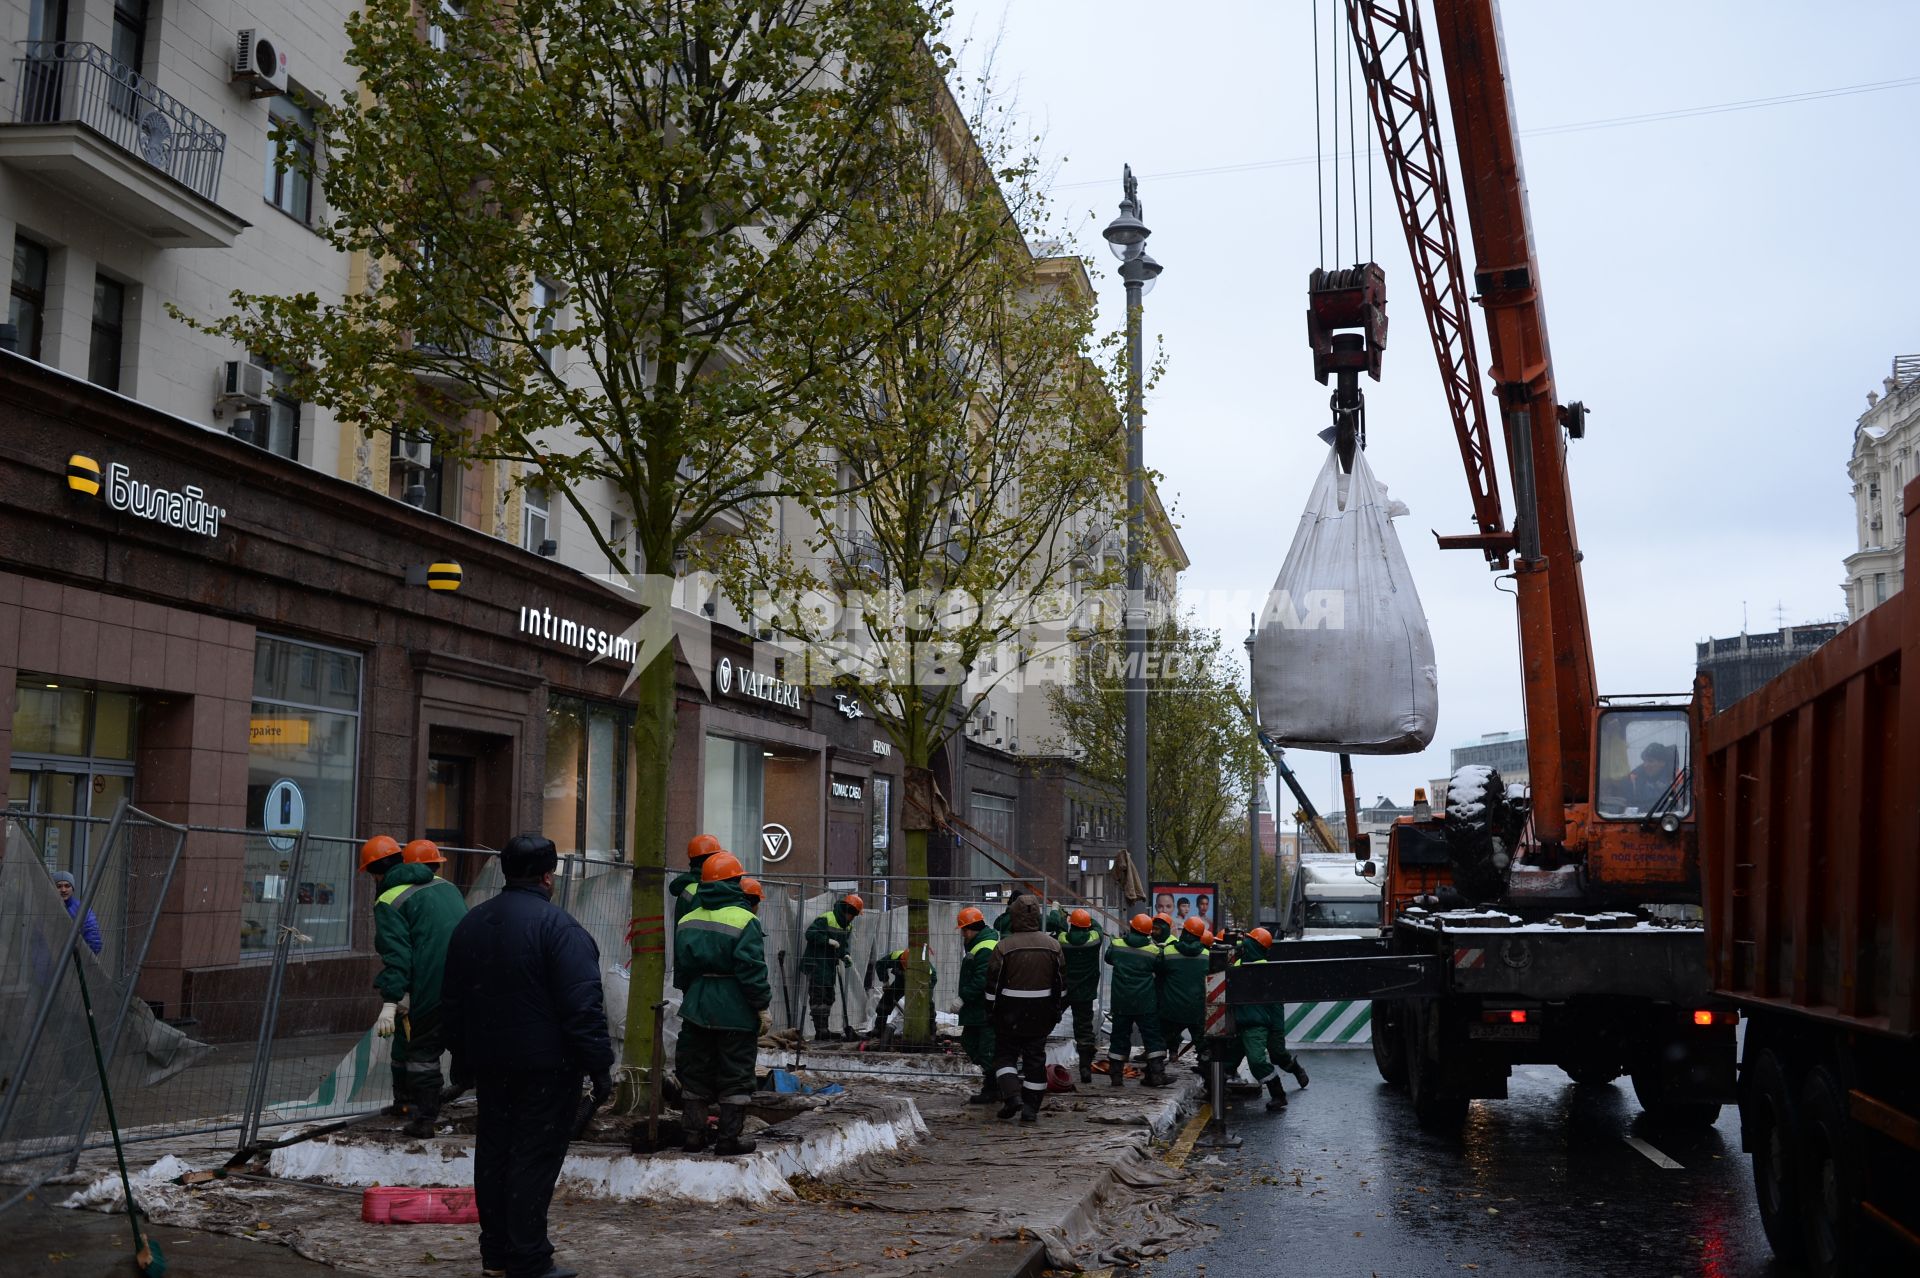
[1696, 478, 1920, 1276]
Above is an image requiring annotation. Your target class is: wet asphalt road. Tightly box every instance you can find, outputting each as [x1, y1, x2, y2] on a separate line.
[1148, 1048, 1790, 1278]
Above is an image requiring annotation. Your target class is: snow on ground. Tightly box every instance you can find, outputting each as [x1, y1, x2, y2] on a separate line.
[61, 1153, 203, 1210]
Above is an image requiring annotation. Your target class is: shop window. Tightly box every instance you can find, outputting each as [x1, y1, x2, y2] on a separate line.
[968, 792, 1014, 885]
[703, 735, 765, 873]
[9, 682, 138, 894]
[870, 775, 890, 853]
[243, 636, 362, 955]
[543, 695, 631, 861]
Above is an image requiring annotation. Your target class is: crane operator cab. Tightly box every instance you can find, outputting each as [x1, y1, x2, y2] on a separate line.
[1594, 707, 1692, 830]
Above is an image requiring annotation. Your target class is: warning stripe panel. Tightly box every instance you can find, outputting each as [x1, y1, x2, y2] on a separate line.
[1282, 1000, 1373, 1046]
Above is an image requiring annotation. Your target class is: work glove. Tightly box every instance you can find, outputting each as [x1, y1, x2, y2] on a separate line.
[827, 939, 840, 951]
[758, 1009, 774, 1038]
[373, 1002, 399, 1038]
[843, 955, 853, 968]
[947, 999, 963, 1015]
[590, 1072, 614, 1109]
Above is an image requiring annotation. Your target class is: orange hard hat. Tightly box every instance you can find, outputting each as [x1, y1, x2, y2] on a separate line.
[403, 838, 445, 866]
[842, 893, 864, 914]
[688, 833, 723, 862]
[1130, 913, 1154, 935]
[740, 876, 763, 901]
[1248, 927, 1274, 949]
[1154, 912, 1173, 928]
[1182, 915, 1208, 938]
[1069, 908, 1093, 929]
[957, 906, 985, 929]
[359, 835, 401, 872]
[701, 851, 745, 882]
[1202, 929, 1217, 945]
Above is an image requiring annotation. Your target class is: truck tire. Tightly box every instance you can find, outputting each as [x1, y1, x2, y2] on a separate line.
[1371, 1000, 1407, 1087]
[1742, 1047, 1805, 1266]
[1406, 1004, 1468, 1129]
[1630, 1069, 1723, 1129]
[1443, 765, 1521, 904]
[1797, 1065, 1861, 1278]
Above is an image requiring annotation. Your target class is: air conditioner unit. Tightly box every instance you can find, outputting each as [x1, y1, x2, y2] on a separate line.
[391, 432, 432, 471]
[1077, 821, 1090, 838]
[218, 360, 270, 408]
[233, 29, 289, 98]
[1094, 825, 1107, 840]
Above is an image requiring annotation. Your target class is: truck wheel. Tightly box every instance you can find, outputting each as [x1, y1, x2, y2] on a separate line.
[1406, 1006, 1468, 1129]
[1797, 1066, 1861, 1278]
[1630, 1070, 1723, 1128]
[1561, 1063, 1620, 1087]
[1371, 1000, 1407, 1087]
[1742, 1047, 1805, 1265]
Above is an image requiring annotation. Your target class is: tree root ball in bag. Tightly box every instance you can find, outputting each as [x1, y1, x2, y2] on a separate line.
[1252, 446, 1438, 753]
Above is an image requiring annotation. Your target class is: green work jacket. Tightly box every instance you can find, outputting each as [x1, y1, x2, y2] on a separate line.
[957, 929, 1000, 1027]
[374, 863, 467, 1015]
[674, 879, 772, 1031]
[1160, 936, 1210, 1024]
[1056, 925, 1105, 1003]
[1105, 932, 1162, 1017]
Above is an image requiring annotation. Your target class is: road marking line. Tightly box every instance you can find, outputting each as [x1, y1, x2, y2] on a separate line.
[1625, 1136, 1682, 1169]
[1165, 1106, 1210, 1168]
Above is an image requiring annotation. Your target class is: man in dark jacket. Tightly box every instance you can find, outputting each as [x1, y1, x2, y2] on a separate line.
[442, 834, 613, 1278]
[801, 893, 863, 1039]
[51, 870, 103, 955]
[362, 833, 467, 1137]
[985, 894, 1065, 1122]
[954, 907, 999, 1104]
[1054, 908, 1104, 1083]
[1105, 913, 1171, 1088]
[866, 946, 935, 1043]
[674, 850, 773, 1156]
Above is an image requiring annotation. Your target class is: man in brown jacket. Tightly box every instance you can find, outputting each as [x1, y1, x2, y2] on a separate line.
[985, 894, 1066, 1122]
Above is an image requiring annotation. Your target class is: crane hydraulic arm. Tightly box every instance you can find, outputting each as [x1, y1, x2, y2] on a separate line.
[1344, 0, 1598, 844]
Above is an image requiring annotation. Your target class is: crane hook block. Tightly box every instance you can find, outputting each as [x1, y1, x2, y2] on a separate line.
[1306, 263, 1388, 385]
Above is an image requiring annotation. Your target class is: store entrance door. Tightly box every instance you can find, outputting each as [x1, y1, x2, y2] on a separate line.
[424, 726, 515, 888]
[8, 764, 133, 884]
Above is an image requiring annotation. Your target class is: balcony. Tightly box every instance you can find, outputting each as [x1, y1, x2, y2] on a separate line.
[0, 42, 246, 247]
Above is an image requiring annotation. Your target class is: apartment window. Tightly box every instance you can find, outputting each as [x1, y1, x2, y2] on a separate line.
[264, 92, 316, 224]
[108, 0, 148, 117]
[262, 366, 301, 459]
[9, 236, 49, 361]
[532, 277, 559, 369]
[607, 512, 630, 572]
[1876, 573, 1888, 605]
[429, 0, 463, 53]
[89, 276, 125, 391]
[522, 483, 550, 552]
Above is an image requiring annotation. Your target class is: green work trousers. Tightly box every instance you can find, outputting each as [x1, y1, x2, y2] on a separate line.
[1239, 1025, 1298, 1085]
[677, 1023, 759, 1105]
[961, 1024, 997, 1071]
[1107, 1012, 1165, 1062]
[1162, 1019, 1207, 1065]
[1069, 1000, 1098, 1052]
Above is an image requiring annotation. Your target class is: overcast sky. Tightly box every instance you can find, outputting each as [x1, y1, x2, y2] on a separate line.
[951, 0, 1920, 820]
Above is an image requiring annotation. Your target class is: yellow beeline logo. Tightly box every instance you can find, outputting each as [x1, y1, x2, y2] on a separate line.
[66, 453, 101, 497]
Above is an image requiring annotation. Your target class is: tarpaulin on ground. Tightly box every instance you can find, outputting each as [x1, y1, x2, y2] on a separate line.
[1253, 446, 1438, 753]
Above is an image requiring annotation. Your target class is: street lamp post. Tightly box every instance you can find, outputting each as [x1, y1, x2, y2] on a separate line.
[1103, 166, 1162, 907]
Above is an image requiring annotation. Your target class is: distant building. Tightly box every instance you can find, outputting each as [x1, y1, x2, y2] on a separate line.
[1450, 732, 1529, 786]
[1844, 354, 1920, 619]
[1696, 624, 1843, 710]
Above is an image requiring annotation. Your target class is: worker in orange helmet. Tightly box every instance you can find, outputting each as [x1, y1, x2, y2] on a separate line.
[739, 877, 763, 914]
[1054, 907, 1106, 1083]
[1104, 913, 1171, 1088]
[403, 838, 446, 869]
[1218, 926, 1308, 1111]
[673, 850, 771, 1156]
[1160, 915, 1214, 1075]
[954, 906, 1000, 1103]
[361, 833, 467, 1136]
[671, 833, 726, 924]
[802, 892, 863, 1041]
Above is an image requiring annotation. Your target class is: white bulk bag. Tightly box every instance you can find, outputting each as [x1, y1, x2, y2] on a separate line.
[1252, 446, 1437, 753]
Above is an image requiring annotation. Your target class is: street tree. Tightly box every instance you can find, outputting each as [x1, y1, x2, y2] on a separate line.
[1046, 614, 1268, 890]
[734, 71, 1125, 1044]
[182, 0, 945, 1074]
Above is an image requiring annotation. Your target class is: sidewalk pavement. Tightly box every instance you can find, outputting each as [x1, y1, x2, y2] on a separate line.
[37, 1062, 1214, 1278]
[7, 1188, 337, 1278]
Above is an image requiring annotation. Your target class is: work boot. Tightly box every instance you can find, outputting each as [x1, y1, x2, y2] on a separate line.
[997, 1074, 1022, 1120]
[402, 1114, 438, 1138]
[680, 1100, 710, 1154]
[381, 1102, 410, 1118]
[1288, 1060, 1310, 1089]
[1265, 1078, 1289, 1112]
[1020, 1102, 1040, 1124]
[1078, 1047, 1095, 1086]
[713, 1104, 757, 1157]
[1109, 1057, 1128, 1088]
[966, 1071, 998, 1104]
[1144, 1060, 1174, 1089]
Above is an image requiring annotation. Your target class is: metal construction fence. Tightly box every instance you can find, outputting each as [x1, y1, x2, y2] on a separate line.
[0, 813, 1120, 1211]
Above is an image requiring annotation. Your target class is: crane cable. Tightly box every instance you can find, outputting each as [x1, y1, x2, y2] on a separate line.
[1312, 0, 1325, 269]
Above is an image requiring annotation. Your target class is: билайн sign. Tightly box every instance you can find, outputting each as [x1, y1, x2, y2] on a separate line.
[68, 453, 226, 538]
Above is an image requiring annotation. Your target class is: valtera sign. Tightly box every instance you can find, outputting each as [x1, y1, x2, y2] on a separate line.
[715, 657, 804, 712]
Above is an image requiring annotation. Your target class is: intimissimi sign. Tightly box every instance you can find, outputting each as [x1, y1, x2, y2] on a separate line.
[519, 605, 635, 664]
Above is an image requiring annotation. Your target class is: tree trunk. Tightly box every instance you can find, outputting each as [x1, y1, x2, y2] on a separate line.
[903, 825, 932, 1044]
[622, 640, 678, 1076]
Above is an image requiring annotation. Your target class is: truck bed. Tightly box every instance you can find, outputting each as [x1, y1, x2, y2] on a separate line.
[1698, 480, 1920, 1038]
[1395, 910, 1712, 1004]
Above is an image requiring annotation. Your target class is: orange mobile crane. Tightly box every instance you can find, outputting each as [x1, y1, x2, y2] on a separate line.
[1233, 0, 1736, 1132]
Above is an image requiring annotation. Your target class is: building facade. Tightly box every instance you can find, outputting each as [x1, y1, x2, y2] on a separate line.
[1844, 355, 1920, 619]
[1695, 624, 1843, 710]
[1450, 731, 1529, 787]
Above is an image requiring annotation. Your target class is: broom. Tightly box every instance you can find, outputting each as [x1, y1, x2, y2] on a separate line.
[71, 951, 168, 1276]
